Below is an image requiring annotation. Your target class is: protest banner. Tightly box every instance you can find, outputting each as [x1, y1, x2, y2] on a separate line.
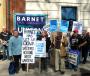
[68, 50, 80, 66]
[21, 28, 37, 63]
[14, 13, 47, 34]
[35, 41, 46, 57]
[72, 21, 83, 34]
[50, 20, 57, 32]
[60, 20, 69, 32]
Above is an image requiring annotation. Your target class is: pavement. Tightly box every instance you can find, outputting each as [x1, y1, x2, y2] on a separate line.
[0, 57, 90, 76]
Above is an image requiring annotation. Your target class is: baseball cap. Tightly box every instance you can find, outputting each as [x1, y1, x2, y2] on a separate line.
[73, 29, 78, 33]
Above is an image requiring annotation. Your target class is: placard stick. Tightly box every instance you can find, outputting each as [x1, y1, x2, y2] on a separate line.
[39, 58, 41, 73]
[27, 63, 29, 72]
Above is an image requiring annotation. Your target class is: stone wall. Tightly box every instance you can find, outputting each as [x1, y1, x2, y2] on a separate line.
[25, 0, 90, 32]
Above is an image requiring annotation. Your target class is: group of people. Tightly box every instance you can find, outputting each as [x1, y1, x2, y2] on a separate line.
[70, 30, 90, 64]
[40, 29, 90, 74]
[0, 28, 90, 75]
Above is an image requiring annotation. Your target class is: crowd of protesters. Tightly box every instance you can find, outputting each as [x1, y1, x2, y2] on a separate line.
[0, 28, 90, 75]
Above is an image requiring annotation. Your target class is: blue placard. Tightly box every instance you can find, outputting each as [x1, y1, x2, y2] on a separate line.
[50, 20, 57, 32]
[68, 49, 80, 65]
[60, 20, 69, 32]
[35, 41, 46, 57]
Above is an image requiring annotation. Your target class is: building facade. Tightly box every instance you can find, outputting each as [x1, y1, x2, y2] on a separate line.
[0, 0, 90, 32]
[25, 0, 90, 32]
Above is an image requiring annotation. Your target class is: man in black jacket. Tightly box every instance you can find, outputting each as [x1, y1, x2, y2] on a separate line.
[69, 29, 81, 71]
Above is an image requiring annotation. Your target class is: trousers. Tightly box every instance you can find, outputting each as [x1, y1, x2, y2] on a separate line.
[55, 49, 65, 71]
[13, 55, 26, 72]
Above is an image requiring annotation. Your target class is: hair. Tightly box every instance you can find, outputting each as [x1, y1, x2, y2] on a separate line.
[42, 30, 48, 37]
[57, 32, 62, 36]
[86, 32, 90, 36]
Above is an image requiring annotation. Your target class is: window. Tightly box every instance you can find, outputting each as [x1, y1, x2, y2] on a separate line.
[61, 6, 77, 21]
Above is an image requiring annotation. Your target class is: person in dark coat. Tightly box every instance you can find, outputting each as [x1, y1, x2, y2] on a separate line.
[69, 29, 81, 71]
[79, 31, 90, 64]
[41, 30, 51, 71]
[70, 30, 81, 50]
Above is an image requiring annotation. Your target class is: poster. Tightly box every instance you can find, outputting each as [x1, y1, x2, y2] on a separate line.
[60, 20, 69, 32]
[68, 50, 80, 65]
[72, 21, 83, 34]
[35, 41, 46, 57]
[50, 20, 57, 32]
[21, 28, 37, 63]
[14, 13, 47, 34]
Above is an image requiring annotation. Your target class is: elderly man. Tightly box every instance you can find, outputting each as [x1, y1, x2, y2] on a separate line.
[54, 32, 68, 74]
[8, 30, 26, 73]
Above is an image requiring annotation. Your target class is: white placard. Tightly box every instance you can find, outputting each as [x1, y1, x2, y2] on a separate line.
[35, 41, 46, 57]
[21, 28, 37, 63]
[72, 21, 83, 34]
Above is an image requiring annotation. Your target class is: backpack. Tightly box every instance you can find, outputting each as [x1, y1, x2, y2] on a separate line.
[8, 61, 16, 75]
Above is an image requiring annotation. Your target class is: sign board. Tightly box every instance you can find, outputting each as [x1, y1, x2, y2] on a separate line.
[72, 21, 83, 34]
[60, 20, 69, 32]
[68, 50, 80, 65]
[21, 28, 37, 63]
[50, 20, 57, 32]
[35, 41, 46, 57]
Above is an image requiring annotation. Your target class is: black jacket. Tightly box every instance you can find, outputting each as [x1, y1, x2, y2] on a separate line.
[70, 34, 81, 50]
[46, 37, 51, 53]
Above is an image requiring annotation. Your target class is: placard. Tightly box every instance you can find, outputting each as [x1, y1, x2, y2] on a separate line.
[35, 41, 46, 57]
[50, 20, 57, 32]
[60, 20, 69, 32]
[68, 50, 80, 65]
[72, 21, 83, 34]
[21, 28, 37, 63]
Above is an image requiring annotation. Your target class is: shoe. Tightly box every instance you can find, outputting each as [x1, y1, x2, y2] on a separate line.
[54, 70, 59, 72]
[22, 68, 26, 71]
[16, 70, 19, 73]
[16, 71, 19, 73]
[74, 68, 77, 71]
[60, 71, 65, 75]
[82, 61, 86, 64]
